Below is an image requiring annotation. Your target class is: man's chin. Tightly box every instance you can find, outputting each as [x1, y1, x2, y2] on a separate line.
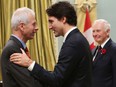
[55, 34, 60, 37]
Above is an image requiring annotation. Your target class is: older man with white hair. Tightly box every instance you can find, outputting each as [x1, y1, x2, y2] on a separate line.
[92, 19, 116, 87]
[0, 7, 42, 87]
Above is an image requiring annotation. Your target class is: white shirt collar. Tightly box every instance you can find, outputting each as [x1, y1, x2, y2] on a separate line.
[63, 26, 77, 43]
[100, 38, 110, 48]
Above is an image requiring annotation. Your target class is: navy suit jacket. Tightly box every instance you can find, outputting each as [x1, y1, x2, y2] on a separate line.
[0, 36, 42, 87]
[92, 39, 116, 87]
[30, 29, 92, 87]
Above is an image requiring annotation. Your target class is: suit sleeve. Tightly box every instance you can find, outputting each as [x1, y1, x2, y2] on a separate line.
[30, 41, 85, 87]
[111, 46, 116, 87]
[5, 46, 42, 87]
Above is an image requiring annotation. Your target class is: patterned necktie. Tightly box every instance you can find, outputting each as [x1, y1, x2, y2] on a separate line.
[93, 46, 101, 61]
[25, 47, 31, 58]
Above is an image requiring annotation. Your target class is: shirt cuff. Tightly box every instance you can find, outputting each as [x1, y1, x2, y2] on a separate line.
[28, 61, 35, 71]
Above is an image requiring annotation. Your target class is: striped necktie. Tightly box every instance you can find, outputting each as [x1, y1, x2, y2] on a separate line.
[93, 46, 101, 61]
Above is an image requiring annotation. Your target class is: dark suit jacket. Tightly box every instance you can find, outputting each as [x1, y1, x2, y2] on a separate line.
[0, 36, 43, 87]
[30, 29, 92, 87]
[92, 39, 116, 87]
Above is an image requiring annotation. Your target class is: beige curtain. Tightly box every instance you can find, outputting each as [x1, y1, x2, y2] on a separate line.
[0, 0, 57, 80]
[75, 0, 97, 32]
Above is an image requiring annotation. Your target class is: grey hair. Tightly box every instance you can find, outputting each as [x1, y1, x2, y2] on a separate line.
[93, 19, 111, 31]
[11, 7, 35, 30]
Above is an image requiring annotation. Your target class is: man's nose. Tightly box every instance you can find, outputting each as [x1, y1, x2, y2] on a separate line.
[49, 24, 52, 29]
[34, 27, 38, 32]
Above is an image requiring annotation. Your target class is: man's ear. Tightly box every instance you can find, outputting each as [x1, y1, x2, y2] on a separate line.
[106, 29, 110, 36]
[61, 17, 67, 24]
[18, 22, 25, 31]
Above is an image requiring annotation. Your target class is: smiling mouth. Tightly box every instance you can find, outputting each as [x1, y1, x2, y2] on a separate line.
[53, 31, 56, 33]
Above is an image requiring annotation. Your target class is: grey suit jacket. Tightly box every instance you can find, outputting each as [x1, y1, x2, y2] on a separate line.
[0, 36, 43, 87]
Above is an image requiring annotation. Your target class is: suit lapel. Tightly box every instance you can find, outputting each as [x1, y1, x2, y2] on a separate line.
[92, 39, 112, 67]
[92, 47, 98, 56]
[93, 51, 103, 66]
[60, 29, 79, 55]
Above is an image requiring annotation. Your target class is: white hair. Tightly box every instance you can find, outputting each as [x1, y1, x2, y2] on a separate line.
[11, 7, 35, 29]
[93, 19, 111, 31]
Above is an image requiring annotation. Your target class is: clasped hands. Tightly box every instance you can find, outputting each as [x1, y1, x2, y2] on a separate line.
[10, 48, 33, 67]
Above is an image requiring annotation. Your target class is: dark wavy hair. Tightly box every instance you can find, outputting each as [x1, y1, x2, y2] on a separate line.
[46, 1, 77, 26]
